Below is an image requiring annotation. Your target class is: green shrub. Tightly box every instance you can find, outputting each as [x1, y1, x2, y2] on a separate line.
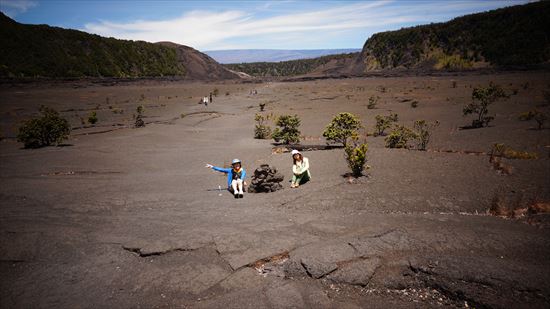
[88, 111, 98, 125]
[413, 120, 439, 150]
[367, 95, 379, 109]
[385, 125, 417, 148]
[322, 112, 362, 146]
[374, 113, 398, 136]
[213, 88, 219, 96]
[17, 106, 70, 148]
[272, 114, 301, 144]
[463, 83, 507, 128]
[490, 143, 538, 160]
[135, 105, 145, 128]
[254, 113, 272, 139]
[344, 138, 369, 177]
[518, 110, 536, 121]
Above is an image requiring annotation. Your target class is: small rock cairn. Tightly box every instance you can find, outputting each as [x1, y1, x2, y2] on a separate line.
[248, 164, 284, 193]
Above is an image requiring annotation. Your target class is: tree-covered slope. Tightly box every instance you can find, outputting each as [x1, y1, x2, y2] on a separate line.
[354, 1, 550, 72]
[0, 12, 185, 78]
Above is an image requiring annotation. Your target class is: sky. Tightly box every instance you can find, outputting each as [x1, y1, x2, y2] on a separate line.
[0, 0, 531, 51]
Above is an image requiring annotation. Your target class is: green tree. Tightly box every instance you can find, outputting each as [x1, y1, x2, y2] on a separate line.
[254, 113, 272, 139]
[374, 113, 398, 136]
[413, 120, 439, 150]
[272, 114, 301, 144]
[322, 112, 362, 147]
[88, 111, 98, 125]
[344, 138, 369, 177]
[463, 83, 507, 128]
[17, 105, 70, 148]
[385, 125, 417, 148]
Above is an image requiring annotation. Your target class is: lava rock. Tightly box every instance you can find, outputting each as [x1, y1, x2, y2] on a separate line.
[248, 164, 285, 193]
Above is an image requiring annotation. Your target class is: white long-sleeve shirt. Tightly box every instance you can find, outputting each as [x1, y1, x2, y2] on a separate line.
[293, 157, 311, 177]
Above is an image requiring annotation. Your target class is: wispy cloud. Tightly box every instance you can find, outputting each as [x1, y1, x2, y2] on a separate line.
[1, 0, 37, 17]
[82, 0, 525, 50]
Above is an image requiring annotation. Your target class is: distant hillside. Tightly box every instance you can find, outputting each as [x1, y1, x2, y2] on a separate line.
[204, 49, 361, 64]
[352, 1, 550, 73]
[224, 52, 358, 77]
[0, 13, 237, 80]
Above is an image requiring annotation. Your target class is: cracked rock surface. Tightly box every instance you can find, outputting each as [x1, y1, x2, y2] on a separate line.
[1, 73, 550, 308]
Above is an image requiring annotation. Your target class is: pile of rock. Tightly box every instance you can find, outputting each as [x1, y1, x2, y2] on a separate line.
[248, 164, 284, 193]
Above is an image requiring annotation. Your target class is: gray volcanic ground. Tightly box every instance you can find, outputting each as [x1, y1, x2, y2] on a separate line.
[1, 72, 549, 308]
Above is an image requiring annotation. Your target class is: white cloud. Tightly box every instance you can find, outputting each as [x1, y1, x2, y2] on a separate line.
[81, 0, 524, 50]
[1, 0, 37, 17]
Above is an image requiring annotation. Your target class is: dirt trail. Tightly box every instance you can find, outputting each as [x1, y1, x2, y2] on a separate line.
[1, 73, 549, 308]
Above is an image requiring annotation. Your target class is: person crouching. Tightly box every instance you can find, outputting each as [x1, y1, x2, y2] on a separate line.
[206, 159, 246, 198]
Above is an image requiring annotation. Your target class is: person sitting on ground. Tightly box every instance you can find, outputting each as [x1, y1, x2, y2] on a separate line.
[290, 150, 310, 188]
[206, 159, 246, 198]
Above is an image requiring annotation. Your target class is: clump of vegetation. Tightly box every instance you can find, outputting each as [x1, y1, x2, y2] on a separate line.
[254, 113, 272, 139]
[411, 100, 418, 108]
[322, 112, 362, 146]
[384, 125, 417, 148]
[490, 143, 538, 160]
[518, 110, 547, 130]
[259, 102, 266, 112]
[367, 95, 379, 109]
[413, 120, 439, 151]
[463, 83, 508, 128]
[452, 81, 457, 88]
[88, 111, 98, 125]
[17, 105, 70, 148]
[213, 88, 219, 96]
[374, 113, 398, 136]
[135, 105, 145, 128]
[272, 114, 301, 144]
[344, 137, 369, 177]
[435, 54, 472, 70]
[225, 91, 230, 96]
[112, 108, 123, 114]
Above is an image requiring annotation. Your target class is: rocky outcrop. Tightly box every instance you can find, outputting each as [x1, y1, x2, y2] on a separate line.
[247, 164, 284, 193]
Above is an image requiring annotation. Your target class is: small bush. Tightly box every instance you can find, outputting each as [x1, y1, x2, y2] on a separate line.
[490, 143, 538, 160]
[463, 83, 508, 128]
[385, 125, 417, 148]
[344, 138, 369, 177]
[322, 112, 362, 146]
[367, 95, 379, 109]
[413, 120, 439, 151]
[259, 102, 266, 111]
[213, 88, 219, 96]
[17, 105, 70, 148]
[374, 113, 398, 136]
[135, 105, 145, 128]
[88, 111, 98, 125]
[272, 114, 301, 144]
[519, 110, 548, 129]
[254, 113, 272, 139]
[411, 100, 418, 108]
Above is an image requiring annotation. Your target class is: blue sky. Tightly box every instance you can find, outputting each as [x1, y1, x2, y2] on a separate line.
[1, 0, 530, 50]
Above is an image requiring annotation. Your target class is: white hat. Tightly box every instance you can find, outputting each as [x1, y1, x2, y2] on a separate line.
[291, 149, 301, 155]
[231, 158, 241, 164]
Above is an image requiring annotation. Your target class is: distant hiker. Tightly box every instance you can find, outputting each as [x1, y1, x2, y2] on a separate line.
[203, 96, 208, 107]
[290, 150, 310, 188]
[209, 92, 213, 103]
[206, 159, 246, 198]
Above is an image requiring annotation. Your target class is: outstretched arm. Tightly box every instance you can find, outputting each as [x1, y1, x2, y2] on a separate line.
[206, 164, 231, 173]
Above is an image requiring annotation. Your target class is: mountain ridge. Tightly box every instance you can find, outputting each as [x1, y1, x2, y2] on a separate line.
[0, 12, 238, 80]
[204, 49, 361, 64]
